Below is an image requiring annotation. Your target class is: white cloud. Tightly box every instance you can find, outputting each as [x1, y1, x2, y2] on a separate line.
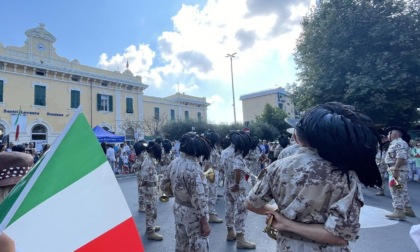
[98, 0, 312, 124]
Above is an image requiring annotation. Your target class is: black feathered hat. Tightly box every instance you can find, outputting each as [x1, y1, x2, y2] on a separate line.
[204, 130, 220, 149]
[133, 140, 148, 156]
[161, 139, 172, 154]
[147, 141, 162, 161]
[385, 126, 411, 144]
[179, 132, 211, 160]
[229, 131, 253, 157]
[296, 102, 382, 188]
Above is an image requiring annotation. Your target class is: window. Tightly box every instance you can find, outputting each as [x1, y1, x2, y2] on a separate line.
[71, 75, 80, 82]
[170, 109, 175, 121]
[31, 124, 47, 141]
[34, 85, 46, 106]
[0, 80, 3, 103]
[101, 81, 109, 87]
[70, 90, 80, 109]
[154, 107, 160, 120]
[185, 110, 189, 120]
[126, 98, 133, 113]
[126, 128, 134, 142]
[197, 112, 202, 121]
[35, 69, 46, 76]
[96, 94, 113, 112]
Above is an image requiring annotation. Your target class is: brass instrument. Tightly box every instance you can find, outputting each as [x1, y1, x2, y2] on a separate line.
[387, 168, 403, 189]
[157, 174, 170, 202]
[204, 167, 215, 183]
[263, 212, 278, 240]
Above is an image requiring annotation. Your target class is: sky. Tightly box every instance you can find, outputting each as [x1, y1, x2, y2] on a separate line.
[0, 0, 314, 124]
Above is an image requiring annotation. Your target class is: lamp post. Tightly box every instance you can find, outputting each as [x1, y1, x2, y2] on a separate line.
[226, 52, 237, 124]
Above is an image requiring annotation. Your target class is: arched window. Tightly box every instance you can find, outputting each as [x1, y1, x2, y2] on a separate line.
[0, 124, 5, 140]
[32, 124, 47, 141]
[125, 128, 134, 142]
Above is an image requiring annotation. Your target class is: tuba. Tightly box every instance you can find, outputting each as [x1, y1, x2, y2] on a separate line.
[204, 167, 215, 183]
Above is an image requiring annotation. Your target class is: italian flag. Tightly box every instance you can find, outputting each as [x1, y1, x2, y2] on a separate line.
[14, 107, 21, 141]
[0, 108, 144, 252]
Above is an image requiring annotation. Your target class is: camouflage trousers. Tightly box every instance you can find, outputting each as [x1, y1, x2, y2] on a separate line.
[174, 203, 209, 252]
[389, 172, 412, 209]
[137, 173, 145, 208]
[143, 186, 158, 229]
[377, 162, 388, 189]
[208, 170, 220, 214]
[224, 187, 247, 233]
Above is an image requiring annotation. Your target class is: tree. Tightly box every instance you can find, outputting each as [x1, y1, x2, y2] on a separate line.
[255, 104, 289, 133]
[143, 113, 168, 137]
[292, 0, 420, 128]
[118, 117, 143, 140]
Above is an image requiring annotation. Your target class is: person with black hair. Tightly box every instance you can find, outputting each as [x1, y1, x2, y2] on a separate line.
[203, 130, 224, 224]
[160, 133, 211, 251]
[133, 140, 148, 212]
[139, 140, 163, 241]
[384, 126, 415, 220]
[273, 134, 289, 159]
[222, 131, 256, 249]
[246, 102, 381, 251]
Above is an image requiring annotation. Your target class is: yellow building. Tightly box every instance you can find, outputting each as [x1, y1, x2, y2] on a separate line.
[239, 87, 295, 124]
[0, 24, 208, 146]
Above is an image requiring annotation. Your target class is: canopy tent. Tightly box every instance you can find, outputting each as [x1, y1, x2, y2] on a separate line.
[92, 126, 125, 143]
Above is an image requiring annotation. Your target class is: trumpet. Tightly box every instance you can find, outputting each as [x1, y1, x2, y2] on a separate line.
[157, 174, 170, 202]
[204, 167, 215, 183]
[263, 212, 278, 240]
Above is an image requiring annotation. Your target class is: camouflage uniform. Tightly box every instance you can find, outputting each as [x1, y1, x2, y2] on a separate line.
[247, 147, 363, 251]
[221, 145, 249, 234]
[375, 147, 388, 188]
[133, 152, 147, 209]
[385, 137, 412, 209]
[246, 148, 261, 186]
[277, 144, 300, 160]
[207, 149, 221, 215]
[139, 153, 159, 230]
[160, 153, 209, 252]
[159, 151, 172, 175]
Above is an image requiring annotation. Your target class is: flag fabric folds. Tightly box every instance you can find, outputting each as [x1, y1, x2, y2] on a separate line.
[14, 107, 21, 141]
[0, 107, 144, 252]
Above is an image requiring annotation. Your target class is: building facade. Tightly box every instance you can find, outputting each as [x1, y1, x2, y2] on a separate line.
[0, 24, 208, 146]
[239, 87, 295, 124]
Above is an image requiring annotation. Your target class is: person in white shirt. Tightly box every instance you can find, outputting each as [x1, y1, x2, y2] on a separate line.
[106, 144, 116, 174]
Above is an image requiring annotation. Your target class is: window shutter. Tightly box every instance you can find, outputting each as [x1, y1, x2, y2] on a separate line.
[97, 94, 101, 111]
[109, 95, 113, 112]
[0, 80, 3, 103]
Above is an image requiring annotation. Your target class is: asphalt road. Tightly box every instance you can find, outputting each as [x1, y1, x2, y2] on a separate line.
[117, 174, 420, 252]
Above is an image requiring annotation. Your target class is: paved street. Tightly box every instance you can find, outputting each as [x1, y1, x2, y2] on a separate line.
[117, 174, 420, 251]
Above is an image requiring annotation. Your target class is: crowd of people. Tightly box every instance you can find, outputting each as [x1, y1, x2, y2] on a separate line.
[1, 101, 420, 251]
[113, 101, 420, 251]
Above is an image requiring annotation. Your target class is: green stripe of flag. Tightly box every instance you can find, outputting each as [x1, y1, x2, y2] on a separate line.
[0, 112, 107, 227]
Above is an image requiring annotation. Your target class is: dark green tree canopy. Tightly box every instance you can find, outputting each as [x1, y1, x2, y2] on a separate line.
[292, 0, 420, 128]
[255, 103, 289, 133]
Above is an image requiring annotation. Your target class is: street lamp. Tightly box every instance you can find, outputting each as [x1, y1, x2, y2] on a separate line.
[226, 52, 237, 124]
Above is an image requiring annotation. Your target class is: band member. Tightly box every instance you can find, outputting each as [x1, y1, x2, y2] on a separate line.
[160, 133, 211, 251]
[375, 135, 390, 196]
[246, 137, 262, 186]
[133, 140, 148, 212]
[221, 131, 256, 249]
[160, 139, 173, 175]
[384, 126, 415, 220]
[140, 141, 163, 241]
[246, 102, 382, 251]
[204, 130, 224, 223]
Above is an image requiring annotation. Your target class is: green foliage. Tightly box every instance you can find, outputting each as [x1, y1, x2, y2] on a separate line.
[247, 122, 279, 141]
[255, 104, 290, 133]
[293, 0, 420, 127]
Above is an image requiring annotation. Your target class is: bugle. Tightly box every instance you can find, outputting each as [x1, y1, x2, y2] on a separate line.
[263, 212, 278, 240]
[157, 174, 170, 202]
[204, 167, 215, 183]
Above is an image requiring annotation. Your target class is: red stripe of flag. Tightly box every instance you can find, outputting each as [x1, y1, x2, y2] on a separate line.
[75, 217, 144, 252]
